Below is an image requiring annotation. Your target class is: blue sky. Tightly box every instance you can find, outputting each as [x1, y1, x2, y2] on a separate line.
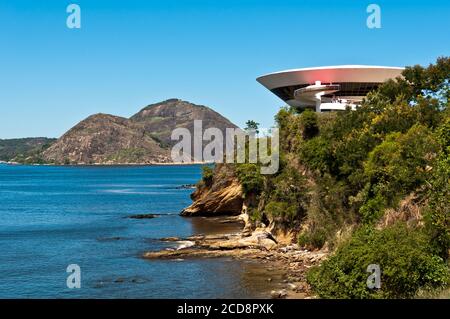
[0, 0, 449, 138]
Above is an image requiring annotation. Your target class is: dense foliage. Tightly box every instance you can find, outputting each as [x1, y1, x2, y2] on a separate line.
[236, 163, 264, 196]
[201, 165, 214, 186]
[307, 223, 449, 299]
[237, 57, 450, 298]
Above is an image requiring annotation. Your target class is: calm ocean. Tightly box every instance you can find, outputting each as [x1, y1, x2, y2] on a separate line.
[0, 164, 281, 298]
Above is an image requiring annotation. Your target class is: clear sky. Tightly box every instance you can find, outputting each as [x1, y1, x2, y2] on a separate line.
[1, 0, 449, 138]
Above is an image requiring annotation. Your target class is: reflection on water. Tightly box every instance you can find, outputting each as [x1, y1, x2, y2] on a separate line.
[189, 216, 244, 235]
[187, 217, 288, 298]
[238, 260, 287, 298]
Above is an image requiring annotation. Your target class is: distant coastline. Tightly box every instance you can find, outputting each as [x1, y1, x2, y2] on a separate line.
[0, 99, 238, 166]
[0, 161, 210, 167]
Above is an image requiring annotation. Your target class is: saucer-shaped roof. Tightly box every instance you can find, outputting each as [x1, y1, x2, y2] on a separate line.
[257, 65, 404, 90]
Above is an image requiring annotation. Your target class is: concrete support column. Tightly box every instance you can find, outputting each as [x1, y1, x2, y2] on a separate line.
[315, 100, 321, 112]
[314, 91, 323, 112]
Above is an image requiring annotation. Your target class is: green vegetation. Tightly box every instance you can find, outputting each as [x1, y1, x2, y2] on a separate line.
[360, 124, 438, 223]
[424, 116, 450, 260]
[299, 109, 319, 139]
[232, 57, 450, 298]
[107, 148, 148, 163]
[307, 223, 449, 299]
[236, 163, 264, 196]
[261, 165, 308, 225]
[201, 165, 214, 186]
[244, 120, 260, 134]
[0, 138, 56, 163]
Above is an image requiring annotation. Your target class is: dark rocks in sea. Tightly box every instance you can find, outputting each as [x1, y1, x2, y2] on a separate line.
[128, 213, 159, 219]
[159, 237, 181, 242]
[94, 276, 149, 288]
[96, 236, 128, 242]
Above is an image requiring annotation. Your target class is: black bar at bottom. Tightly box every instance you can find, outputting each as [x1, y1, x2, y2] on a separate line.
[0, 299, 447, 317]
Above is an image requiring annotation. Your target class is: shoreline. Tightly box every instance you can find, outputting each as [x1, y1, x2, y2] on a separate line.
[1, 161, 211, 167]
[143, 215, 327, 299]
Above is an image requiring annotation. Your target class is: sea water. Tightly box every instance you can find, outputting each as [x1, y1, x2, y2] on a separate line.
[0, 164, 283, 298]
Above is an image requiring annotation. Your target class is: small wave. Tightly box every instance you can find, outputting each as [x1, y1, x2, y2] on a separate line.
[99, 189, 172, 195]
[176, 240, 195, 250]
[93, 184, 173, 188]
[0, 190, 91, 196]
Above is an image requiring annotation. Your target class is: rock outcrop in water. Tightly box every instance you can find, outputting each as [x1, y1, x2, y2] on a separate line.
[127, 213, 160, 219]
[180, 164, 244, 216]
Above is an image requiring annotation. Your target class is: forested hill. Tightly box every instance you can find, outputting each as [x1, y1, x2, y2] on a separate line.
[0, 138, 56, 163]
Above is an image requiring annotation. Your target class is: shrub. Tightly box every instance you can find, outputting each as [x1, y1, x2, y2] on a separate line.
[298, 228, 328, 249]
[201, 165, 214, 186]
[275, 107, 303, 153]
[424, 117, 450, 259]
[299, 136, 333, 173]
[307, 223, 449, 299]
[248, 207, 263, 222]
[298, 175, 353, 250]
[265, 201, 298, 223]
[236, 163, 264, 196]
[333, 129, 379, 179]
[360, 124, 439, 222]
[300, 109, 319, 139]
[261, 164, 308, 225]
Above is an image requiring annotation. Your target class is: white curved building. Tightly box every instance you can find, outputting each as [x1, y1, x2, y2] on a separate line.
[257, 65, 404, 112]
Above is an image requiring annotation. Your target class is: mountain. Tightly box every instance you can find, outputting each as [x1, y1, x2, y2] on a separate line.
[41, 99, 238, 164]
[0, 137, 56, 163]
[130, 99, 239, 147]
[42, 114, 168, 164]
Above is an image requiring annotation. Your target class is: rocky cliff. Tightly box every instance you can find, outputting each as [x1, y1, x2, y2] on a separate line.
[180, 164, 244, 216]
[180, 163, 298, 244]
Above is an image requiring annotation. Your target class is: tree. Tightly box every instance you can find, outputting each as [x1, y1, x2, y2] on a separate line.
[299, 109, 319, 139]
[245, 120, 260, 135]
[201, 165, 214, 186]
